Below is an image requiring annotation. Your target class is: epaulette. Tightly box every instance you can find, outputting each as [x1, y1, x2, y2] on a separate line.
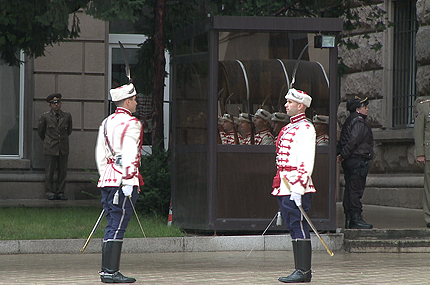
[351, 115, 364, 125]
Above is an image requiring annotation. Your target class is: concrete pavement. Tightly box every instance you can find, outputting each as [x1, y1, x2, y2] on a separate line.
[2, 251, 430, 284]
[1, 203, 430, 284]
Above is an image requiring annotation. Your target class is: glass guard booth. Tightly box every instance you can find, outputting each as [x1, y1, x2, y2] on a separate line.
[172, 16, 343, 232]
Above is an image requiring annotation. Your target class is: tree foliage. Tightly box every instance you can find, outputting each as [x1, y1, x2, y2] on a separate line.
[1, 0, 389, 66]
[1, 0, 389, 144]
[136, 147, 171, 216]
[0, 0, 88, 66]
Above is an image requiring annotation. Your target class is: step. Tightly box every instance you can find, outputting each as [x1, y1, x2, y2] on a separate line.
[344, 229, 430, 253]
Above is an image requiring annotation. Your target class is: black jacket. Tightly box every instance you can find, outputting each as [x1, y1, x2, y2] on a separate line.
[337, 112, 373, 160]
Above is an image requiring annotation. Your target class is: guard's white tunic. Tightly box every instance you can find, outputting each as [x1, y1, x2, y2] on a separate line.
[272, 113, 316, 196]
[316, 133, 329, 146]
[220, 131, 240, 145]
[240, 133, 251, 145]
[254, 129, 274, 145]
[96, 107, 143, 188]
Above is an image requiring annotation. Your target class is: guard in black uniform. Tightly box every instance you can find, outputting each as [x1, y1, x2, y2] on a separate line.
[337, 96, 373, 229]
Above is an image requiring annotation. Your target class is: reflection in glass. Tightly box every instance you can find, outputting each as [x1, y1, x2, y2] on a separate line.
[175, 61, 208, 145]
[0, 59, 20, 156]
[217, 31, 330, 145]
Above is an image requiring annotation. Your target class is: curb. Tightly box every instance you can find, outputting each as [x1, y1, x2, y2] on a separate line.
[0, 233, 344, 255]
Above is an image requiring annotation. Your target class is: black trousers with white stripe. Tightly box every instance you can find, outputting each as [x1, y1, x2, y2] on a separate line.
[277, 193, 313, 239]
[100, 186, 138, 241]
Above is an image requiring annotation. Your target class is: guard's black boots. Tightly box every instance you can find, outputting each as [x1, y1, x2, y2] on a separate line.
[279, 239, 312, 283]
[350, 212, 373, 229]
[100, 241, 136, 283]
[345, 213, 351, 229]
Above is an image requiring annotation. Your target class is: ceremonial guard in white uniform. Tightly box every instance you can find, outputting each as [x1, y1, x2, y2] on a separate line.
[272, 88, 316, 283]
[238, 112, 252, 145]
[271, 112, 290, 141]
[253, 109, 274, 145]
[219, 113, 240, 144]
[95, 83, 143, 283]
[313, 114, 329, 146]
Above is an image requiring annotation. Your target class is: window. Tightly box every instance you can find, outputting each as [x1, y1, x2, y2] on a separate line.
[0, 52, 24, 157]
[109, 34, 170, 152]
[392, 0, 417, 128]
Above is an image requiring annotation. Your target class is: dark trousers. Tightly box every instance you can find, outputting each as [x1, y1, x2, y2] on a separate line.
[342, 157, 368, 215]
[277, 193, 313, 239]
[44, 154, 68, 196]
[101, 186, 138, 241]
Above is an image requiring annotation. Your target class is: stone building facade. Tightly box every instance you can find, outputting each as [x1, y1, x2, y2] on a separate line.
[337, 0, 430, 209]
[0, 10, 168, 205]
[0, 12, 108, 203]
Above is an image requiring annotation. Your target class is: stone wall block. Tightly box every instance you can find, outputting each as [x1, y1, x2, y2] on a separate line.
[58, 75, 105, 101]
[372, 143, 421, 173]
[83, 102, 105, 130]
[338, 32, 383, 72]
[34, 74, 56, 100]
[416, 65, 430, 96]
[337, 102, 348, 127]
[340, 70, 383, 100]
[34, 42, 83, 73]
[84, 42, 106, 74]
[68, 131, 98, 169]
[73, 12, 106, 40]
[344, 4, 386, 36]
[417, 0, 430, 25]
[416, 26, 430, 65]
[367, 98, 384, 127]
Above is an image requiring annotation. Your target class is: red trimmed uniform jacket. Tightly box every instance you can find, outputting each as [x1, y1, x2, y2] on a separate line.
[96, 107, 144, 188]
[272, 113, 316, 196]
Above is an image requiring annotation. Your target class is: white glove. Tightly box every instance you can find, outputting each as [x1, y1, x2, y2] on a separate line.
[290, 192, 302, 207]
[122, 185, 133, 197]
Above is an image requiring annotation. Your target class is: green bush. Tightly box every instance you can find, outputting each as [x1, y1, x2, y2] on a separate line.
[136, 147, 171, 217]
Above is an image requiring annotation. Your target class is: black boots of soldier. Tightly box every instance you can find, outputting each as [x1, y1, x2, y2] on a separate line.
[100, 241, 136, 283]
[346, 212, 373, 229]
[279, 239, 312, 283]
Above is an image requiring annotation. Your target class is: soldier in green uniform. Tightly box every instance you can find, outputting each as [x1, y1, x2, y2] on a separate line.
[38, 93, 73, 200]
[413, 97, 430, 228]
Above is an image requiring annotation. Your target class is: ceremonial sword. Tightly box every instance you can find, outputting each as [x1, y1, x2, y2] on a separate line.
[81, 209, 105, 253]
[282, 177, 334, 256]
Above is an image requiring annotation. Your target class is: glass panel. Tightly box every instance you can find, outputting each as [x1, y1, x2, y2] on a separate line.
[193, 33, 208, 54]
[217, 31, 330, 145]
[174, 151, 208, 225]
[0, 58, 21, 156]
[174, 61, 208, 145]
[217, 152, 277, 218]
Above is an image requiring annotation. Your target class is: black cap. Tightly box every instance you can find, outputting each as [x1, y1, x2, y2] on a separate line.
[347, 96, 368, 112]
[46, 93, 62, 103]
